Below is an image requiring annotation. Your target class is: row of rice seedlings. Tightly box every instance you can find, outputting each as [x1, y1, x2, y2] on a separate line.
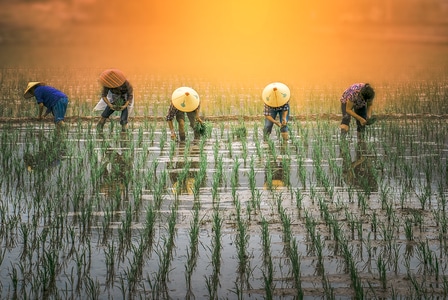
[234, 196, 251, 293]
[205, 209, 223, 299]
[260, 217, 274, 298]
[248, 156, 262, 213]
[276, 194, 305, 296]
[184, 203, 200, 296]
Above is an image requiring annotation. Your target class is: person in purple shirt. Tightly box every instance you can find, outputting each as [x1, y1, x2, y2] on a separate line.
[24, 82, 69, 131]
[339, 83, 375, 140]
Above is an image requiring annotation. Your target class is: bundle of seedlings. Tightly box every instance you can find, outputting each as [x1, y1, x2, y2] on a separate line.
[194, 121, 212, 138]
[232, 125, 247, 139]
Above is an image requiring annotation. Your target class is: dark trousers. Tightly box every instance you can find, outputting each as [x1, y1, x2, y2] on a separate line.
[101, 106, 129, 125]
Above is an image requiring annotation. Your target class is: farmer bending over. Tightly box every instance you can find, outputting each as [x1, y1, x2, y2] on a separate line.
[166, 87, 203, 141]
[262, 82, 291, 141]
[340, 83, 375, 140]
[96, 69, 134, 133]
[24, 82, 69, 132]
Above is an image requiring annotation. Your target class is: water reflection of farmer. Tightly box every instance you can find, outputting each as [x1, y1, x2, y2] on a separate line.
[263, 158, 287, 191]
[341, 141, 377, 192]
[99, 139, 133, 200]
[24, 133, 67, 172]
[168, 143, 202, 195]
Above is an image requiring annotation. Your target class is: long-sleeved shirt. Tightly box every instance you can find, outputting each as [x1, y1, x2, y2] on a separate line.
[34, 85, 67, 109]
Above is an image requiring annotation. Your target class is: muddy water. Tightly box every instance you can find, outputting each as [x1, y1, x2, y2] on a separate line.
[0, 118, 447, 299]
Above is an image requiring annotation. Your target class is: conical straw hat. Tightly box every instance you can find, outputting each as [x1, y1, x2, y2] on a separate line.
[99, 69, 127, 88]
[262, 82, 290, 107]
[171, 87, 200, 112]
[24, 82, 43, 98]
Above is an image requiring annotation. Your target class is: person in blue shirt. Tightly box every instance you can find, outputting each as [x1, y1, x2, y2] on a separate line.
[24, 82, 69, 131]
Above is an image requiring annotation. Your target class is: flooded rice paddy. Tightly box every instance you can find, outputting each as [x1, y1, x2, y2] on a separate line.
[0, 117, 447, 299]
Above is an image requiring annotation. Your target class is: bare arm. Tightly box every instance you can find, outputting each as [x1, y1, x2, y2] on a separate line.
[346, 101, 367, 126]
[38, 103, 45, 119]
[195, 108, 203, 123]
[366, 101, 373, 119]
[101, 87, 114, 109]
[167, 120, 176, 140]
[120, 82, 133, 111]
[281, 110, 288, 126]
[265, 115, 281, 127]
[101, 96, 114, 111]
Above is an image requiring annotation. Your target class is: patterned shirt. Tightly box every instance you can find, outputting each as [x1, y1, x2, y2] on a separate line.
[165, 104, 200, 121]
[264, 102, 289, 116]
[340, 83, 368, 109]
[102, 81, 133, 105]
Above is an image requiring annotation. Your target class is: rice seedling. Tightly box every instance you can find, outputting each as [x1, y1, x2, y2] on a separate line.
[232, 123, 247, 140]
[289, 237, 304, 298]
[194, 121, 213, 138]
[294, 188, 304, 212]
[404, 217, 414, 241]
[377, 253, 387, 289]
[206, 209, 223, 299]
[185, 205, 200, 283]
[234, 196, 251, 290]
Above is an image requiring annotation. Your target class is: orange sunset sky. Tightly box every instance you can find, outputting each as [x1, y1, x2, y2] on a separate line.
[1, 0, 447, 84]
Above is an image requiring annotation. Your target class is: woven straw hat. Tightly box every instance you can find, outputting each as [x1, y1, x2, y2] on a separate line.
[99, 69, 127, 88]
[171, 87, 200, 112]
[24, 82, 43, 98]
[262, 82, 290, 107]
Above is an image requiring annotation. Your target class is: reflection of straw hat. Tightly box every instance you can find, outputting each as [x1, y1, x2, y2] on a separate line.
[24, 82, 43, 98]
[262, 82, 290, 107]
[171, 87, 200, 112]
[263, 179, 285, 190]
[99, 69, 127, 88]
[172, 178, 195, 195]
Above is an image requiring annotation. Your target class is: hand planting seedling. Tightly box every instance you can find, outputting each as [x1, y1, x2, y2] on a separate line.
[366, 115, 377, 126]
[113, 99, 125, 111]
